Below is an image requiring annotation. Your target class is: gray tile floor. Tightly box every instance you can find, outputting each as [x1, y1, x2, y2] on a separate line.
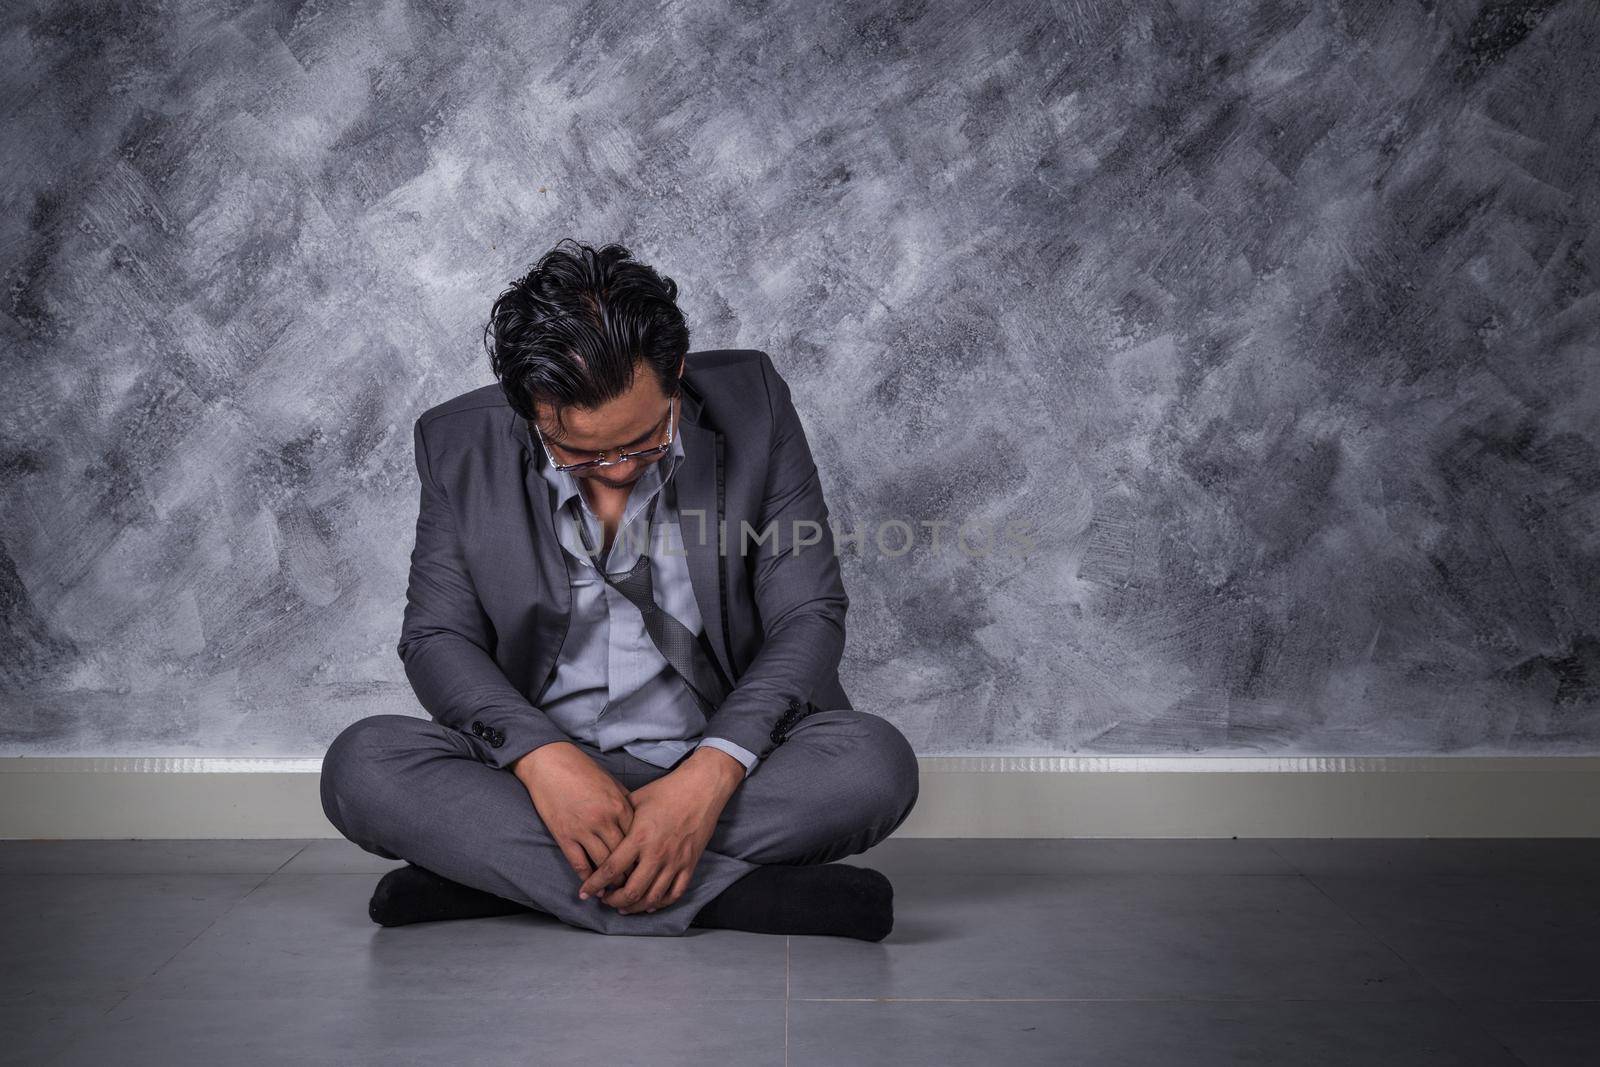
[1, 838, 1597, 1065]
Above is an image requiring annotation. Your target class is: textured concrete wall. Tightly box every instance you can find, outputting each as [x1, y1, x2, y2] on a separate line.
[2, 0, 1597, 758]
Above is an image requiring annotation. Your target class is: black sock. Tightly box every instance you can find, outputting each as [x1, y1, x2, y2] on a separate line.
[689, 863, 894, 941]
[368, 863, 534, 927]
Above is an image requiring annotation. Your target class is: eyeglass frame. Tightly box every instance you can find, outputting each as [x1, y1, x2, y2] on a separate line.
[530, 392, 679, 474]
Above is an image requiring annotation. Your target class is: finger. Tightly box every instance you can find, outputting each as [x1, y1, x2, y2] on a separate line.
[606, 855, 660, 912]
[663, 868, 692, 909]
[556, 836, 593, 880]
[580, 852, 623, 900]
[621, 864, 671, 914]
[639, 865, 678, 913]
[580, 838, 637, 900]
[597, 820, 627, 854]
[580, 833, 613, 869]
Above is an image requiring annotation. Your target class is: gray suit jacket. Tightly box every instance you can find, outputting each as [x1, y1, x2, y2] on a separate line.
[398, 348, 853, 771]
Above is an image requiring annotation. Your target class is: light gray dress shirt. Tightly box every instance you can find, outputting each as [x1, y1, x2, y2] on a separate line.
[535, 428, 760, 778]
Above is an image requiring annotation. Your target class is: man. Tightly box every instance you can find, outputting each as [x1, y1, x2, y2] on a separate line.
[320, 239, 919, 940]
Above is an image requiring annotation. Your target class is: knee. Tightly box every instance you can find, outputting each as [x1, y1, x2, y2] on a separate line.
[848, 711, 920, 823]
[323, 714, 412, 787]
[320, 714, 425, 835]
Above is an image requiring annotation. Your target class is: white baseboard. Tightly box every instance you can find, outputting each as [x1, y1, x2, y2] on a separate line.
[3, 755, 1598, 839]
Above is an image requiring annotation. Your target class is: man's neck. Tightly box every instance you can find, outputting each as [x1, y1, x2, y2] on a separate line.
[579, 479, 629, 515]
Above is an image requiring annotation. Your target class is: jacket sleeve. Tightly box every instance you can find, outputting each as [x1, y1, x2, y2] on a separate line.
[396, 416, 574, 770]
[700, 352, 849, 764]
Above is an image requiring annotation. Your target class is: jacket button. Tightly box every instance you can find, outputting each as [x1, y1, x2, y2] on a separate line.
[471, 720, 484, 734]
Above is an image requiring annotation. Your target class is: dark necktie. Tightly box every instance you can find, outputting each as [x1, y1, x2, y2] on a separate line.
[570, 475, 732, 714]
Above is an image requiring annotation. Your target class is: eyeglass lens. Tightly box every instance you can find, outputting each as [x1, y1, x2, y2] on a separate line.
[541, 402, 673, 471]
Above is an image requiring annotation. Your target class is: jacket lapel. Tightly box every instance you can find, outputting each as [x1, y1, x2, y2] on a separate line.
[509, 410, 574, 698]
[673, 399, 735, 686]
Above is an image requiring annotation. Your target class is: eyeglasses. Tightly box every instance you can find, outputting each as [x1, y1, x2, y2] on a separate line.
[531, 395, 677, 474]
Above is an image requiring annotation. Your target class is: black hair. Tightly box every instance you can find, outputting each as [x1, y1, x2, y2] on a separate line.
[482, 238, 690, 433]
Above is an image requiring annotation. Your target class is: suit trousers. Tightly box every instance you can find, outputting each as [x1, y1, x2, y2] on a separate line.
[319, 707, 920, 936]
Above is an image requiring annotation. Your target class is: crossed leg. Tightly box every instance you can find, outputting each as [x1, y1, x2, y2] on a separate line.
[319, 708, 920, 936]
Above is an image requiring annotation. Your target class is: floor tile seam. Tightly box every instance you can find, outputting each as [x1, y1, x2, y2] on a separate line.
[0, 844, 315, 880]
[1291, 867, 1529, 1064]
[110, 854, 304, 1004]
[1260, 837, 1600, 881]
[111, 991, 789, 1001]
[38, 864, 290, 1065]
[839, 870, 1311, 878]
[0, 869, 314, 877]
[1426, 997, 1533, 1067]
[28, 991, 1539, 1006]
[0, 870, 1337, 883]
[1447, 997, 1600, 1004]
[1262, 839, 1308, 879]
[19, 868, 1581, 882]
[779, 994, 1472, 1003]
[249, 869, 1325, 881]
[23, 990, 1546, 1006]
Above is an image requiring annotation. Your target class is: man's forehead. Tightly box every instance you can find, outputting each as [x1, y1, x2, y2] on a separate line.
[540, 398, 669, 449]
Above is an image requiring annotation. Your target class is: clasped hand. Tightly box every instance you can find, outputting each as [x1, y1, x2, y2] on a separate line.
[514, 742, 737, 915]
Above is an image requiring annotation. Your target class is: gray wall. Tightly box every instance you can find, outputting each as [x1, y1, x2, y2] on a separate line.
[2, 0, 1597, 758]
